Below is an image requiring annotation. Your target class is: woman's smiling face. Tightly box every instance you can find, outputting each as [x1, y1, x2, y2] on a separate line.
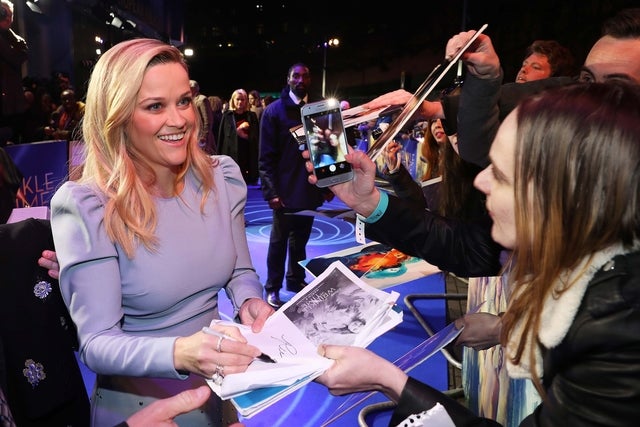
[128, 62, 195, 178]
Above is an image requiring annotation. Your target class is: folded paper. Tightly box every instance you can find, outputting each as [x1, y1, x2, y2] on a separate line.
[207, 261, 403, 417]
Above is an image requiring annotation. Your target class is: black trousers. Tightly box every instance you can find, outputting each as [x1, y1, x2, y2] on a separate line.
[265, 208, 314, 292]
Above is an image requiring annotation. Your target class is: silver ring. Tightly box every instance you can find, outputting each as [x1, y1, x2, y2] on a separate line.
[216, 335, 224, 353]
[215, 364, 225, 377]
[212, 372, 223, 385]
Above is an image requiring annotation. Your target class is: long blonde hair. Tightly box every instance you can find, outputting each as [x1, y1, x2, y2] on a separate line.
[79, 38, 216, 258]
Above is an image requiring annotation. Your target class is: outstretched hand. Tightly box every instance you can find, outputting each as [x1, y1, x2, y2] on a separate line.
[454, 312, 502, 350]
[315, 344, 408, 402]
[361, 89, 413, 111]
[303, 147, 380, 218]
[446, 31, 501, 80]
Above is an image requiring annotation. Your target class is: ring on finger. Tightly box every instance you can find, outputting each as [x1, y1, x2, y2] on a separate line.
[215, 364, 225, 377]
[212, 372, 223, 385]
[216, 335, 224, 353]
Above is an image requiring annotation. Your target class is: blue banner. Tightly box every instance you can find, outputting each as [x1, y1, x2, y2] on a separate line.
[5, 140, 69, 207]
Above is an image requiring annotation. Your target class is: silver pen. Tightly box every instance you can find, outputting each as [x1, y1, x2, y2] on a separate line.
[202, 326, 277, 363]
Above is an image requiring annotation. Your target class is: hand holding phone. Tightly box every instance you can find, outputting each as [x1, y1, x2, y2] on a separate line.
[301, 99, 354, 188]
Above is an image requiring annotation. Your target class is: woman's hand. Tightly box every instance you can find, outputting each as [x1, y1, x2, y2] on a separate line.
[303, 147, 380, 218]
[315, 345, 408, 402]
[383, 141, 402, 171]
[173, 324, 261, 379]
[359, 89, 443, 121]
[238, 297, 275, 333]
[361, 89, 412, 111]
[454, 312, 502, 350]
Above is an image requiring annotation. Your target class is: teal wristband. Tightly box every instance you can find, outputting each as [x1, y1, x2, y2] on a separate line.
[362, 191, 389, 224]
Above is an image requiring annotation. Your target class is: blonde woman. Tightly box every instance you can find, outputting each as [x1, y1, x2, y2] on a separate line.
[217, 88, 260, 184]
[50, 39, 273, 426]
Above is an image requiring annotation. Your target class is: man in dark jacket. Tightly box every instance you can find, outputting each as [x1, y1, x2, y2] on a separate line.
[258, 63, 332, 308]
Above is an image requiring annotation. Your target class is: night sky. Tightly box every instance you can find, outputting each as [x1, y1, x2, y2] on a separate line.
[181, 0, 638, 102]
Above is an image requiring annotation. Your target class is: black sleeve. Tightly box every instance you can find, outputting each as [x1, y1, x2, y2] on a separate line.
[0, 147, 23, 191]
[391, 377, 502, 427]
[365, 195, 503, 277]
[381, 165, 428, 211]
[497, 77, 576, 123]
[457, 73, 503, 168]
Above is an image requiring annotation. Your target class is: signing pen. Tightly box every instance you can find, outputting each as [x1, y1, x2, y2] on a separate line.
[202, 326, 277, 363]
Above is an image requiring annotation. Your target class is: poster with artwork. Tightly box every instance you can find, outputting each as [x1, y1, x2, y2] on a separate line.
[300, 242, 441, 289]
[283, 262, 402, 347]
[463, 276, 541, 427]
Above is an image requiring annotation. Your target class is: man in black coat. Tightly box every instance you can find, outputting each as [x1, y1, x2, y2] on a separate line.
[258, 63, 333, 308]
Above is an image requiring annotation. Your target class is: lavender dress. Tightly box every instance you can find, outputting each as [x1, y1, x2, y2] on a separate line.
[51, 156, 263, 426]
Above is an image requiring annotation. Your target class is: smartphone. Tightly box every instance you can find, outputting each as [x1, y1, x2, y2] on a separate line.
[301, 99, 354, 187]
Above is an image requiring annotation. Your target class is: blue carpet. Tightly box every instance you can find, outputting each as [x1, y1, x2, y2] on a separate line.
[79, 184, 448, 426]
[233, 277, 448, 427]
[232, 185, 448, 426]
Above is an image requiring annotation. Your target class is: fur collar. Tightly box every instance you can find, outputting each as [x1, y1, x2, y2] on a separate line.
[507, 242, 635, 379]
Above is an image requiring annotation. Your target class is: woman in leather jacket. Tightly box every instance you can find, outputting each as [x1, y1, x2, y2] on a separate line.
[315, 82, 640, 426]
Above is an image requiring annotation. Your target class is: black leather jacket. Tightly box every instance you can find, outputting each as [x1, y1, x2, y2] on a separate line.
[379, 164, 433, 212]
[391, 250, 640, 426]
[364, 192, 504, 277]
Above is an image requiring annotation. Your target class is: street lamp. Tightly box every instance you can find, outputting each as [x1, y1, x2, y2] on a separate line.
[322, 37, 340, 98]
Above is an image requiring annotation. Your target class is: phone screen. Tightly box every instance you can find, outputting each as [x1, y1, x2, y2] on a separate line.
[302, 103, 353, 187]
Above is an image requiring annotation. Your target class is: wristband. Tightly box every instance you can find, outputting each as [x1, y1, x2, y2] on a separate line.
[355, 216, 366, 244]
[355, 191, 389, 244]
[361, 190, 389, 224]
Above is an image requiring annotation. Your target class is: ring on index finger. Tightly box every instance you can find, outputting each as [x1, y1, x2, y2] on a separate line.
[216, 335, 224, 353]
